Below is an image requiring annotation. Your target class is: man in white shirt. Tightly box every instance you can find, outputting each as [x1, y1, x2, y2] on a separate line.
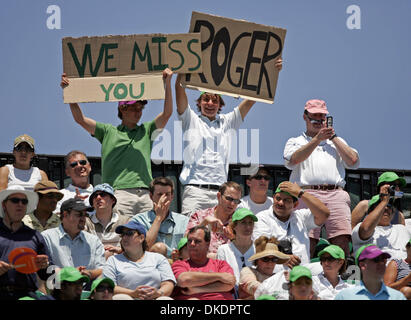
[352, 188, 410, 260]
[55, 150, 93, 213]
[237, 166, 273, 215]
[253, 181, 329, 267]
[283, 99, 360, 258]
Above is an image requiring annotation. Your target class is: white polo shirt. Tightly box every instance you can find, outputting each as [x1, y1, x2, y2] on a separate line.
[252, 208, 320, 265]
[283, 132, 360, 187]
[237, 195, 273, 215]
[178, 104, 243, 185]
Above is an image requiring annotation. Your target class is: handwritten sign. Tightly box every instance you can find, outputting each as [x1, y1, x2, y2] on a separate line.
[182, 12, 286, 104]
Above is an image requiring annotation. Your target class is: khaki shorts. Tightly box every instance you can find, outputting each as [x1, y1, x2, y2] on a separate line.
[113, 188, 153, 218]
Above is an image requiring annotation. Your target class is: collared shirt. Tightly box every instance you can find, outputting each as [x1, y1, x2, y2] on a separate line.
[178, 104, 243, 185]
[55, 183, 94, 213]
[132, 210, 188, 256]
[312, 272, 353, 300]
[22, 211, 61, 232]
[41, 225, 105, 269]
[237, 195, 273, 215]
[85, 212, 129, 247]
[252, 208, 319, 265]
[187, 206, 232, 254]
[283, 132, 360, 187]
[0, 218, 53, 292]
[93, 120, 157, 189]
[334, 281, 406, 300]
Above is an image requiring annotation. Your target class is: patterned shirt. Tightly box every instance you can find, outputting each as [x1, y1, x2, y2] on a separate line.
[22, 211, 61, 233]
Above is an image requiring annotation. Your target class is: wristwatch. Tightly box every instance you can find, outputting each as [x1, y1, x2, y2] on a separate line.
[298, 190, 305, 198]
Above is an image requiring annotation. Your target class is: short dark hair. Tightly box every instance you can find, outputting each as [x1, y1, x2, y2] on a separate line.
[64, 150, 88, 168]
[219, 181, 242, 196]
[196, 93, 225, 113]
[188, 225, 211, 243]
[117, 100, 147, 120]
[149, 177, 174, 195]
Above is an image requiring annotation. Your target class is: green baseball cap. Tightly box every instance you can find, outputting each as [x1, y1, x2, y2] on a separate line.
[274, 185, 298, 201]
[232, 208, 258, 222]
[177, 237, 188, 250]
[256, 294, 276, 300]
[289, 266, 312, 282]
[377, 172, 406, 187]
[57, 267, 90, 283]
[318, 244, 345, 260]
[90, 277, 115, 294]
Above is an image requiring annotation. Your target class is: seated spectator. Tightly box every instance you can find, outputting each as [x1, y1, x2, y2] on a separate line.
[85, 183, 129, 259]
[171, 237, 189, 262]
[237, 166, 273, 215]
[55, 150, 94, 212]
[23, 180, 63, 232]
[217, 208, 257, 285]
[186, 181, 242, 258]
[239, 236, 290, 299]
[0, 185, 51, 300]
[0, 134, 48, 191]
[335, 245, 406, 300]
[384, 238, 411, 299]
[253, 181, 330, 266]
[351, 187, 410, 260]
[171, 226, 236, 300]
[287, 266, 318, 300]
[88, 277, 115, 301]
[41, 198, 105, 281]
[132, 177, 188, 257]
[312, 244, 352, 300]
[352, 171, 406, 229]
[51, 267, 90, 300]
[103, 220, 176, 300]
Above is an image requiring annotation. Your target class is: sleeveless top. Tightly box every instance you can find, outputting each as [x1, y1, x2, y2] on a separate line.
[6, 164, 42, 191]
[393, 259, 411, 287]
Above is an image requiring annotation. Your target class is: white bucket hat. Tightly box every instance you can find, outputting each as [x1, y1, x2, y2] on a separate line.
[0, 185, 38, 218]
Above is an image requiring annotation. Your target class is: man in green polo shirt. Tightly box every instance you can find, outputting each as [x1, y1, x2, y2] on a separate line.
[61, 68, 174, 217]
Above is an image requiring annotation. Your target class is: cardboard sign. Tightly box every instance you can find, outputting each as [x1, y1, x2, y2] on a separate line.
[182, 12, 287, 104]
[62, 33, 202, 103]
[63, 74, 164, 103]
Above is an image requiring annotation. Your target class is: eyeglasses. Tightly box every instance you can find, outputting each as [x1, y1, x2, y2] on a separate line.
[223, 195, 241, 204]
[251, 174, 270, 181]
[96, 285, 114, 293]
[306, 114, 325, 124]
[120, 230, 137, 237]
[320, 256, 337, 263]
[7, 197, 29, 205]
[202, 96, 219, 104]
[69, 160, 88, 168]
[14, 145, 34, 152]
[260, 257, 279, 263]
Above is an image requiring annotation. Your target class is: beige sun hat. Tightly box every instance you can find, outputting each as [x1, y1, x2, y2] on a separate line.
[248, 242, 290, 264]
[0, 185, 39, 218]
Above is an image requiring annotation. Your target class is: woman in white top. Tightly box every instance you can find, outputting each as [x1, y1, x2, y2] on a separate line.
[312, 244, 352, 300]
[216, 209, 258, 288]
[0, 134, 47, 191]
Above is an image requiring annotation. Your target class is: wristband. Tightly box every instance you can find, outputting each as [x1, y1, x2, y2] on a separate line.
[330, 134, 337, 141]
[297, 190, 305, 199]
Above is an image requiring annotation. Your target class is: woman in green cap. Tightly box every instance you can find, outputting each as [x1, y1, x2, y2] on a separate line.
[312, 244, 352, 300]
[288, 266, 318, 300]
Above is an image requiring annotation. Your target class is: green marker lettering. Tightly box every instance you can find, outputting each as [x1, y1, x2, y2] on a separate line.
[187, 39, 201, 72]
[104, 43, 118, 73]
[131, 41, 153, 71]
[100, 83, 115, 101]
[67, 42, 106, 77]
[129, 83, 144, 99]
[168, 39, 184, 71]
[113, 83, 128, 99]
[152, 36, 168, 71]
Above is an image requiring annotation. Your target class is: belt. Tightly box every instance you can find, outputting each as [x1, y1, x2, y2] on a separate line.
[301, 184, 342, 191]
[186, 184, 220, 190]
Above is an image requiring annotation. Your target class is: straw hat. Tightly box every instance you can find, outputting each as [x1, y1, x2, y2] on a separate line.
[248, 242, 290, 264]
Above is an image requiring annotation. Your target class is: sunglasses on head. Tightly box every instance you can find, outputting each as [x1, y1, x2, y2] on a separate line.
[69, 160, 88, 168]
[251, 174, 270, 181]
[222, 195, 241, 205]
[260, 257, 278, 263]
[96, 285, 114, 293]
[7, 197, 29, 205]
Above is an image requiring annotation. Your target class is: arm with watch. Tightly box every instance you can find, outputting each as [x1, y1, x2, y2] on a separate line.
[278, 182, 330, 226]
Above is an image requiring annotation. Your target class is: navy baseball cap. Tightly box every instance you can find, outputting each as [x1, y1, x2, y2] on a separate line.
[115, 220, 147, 237]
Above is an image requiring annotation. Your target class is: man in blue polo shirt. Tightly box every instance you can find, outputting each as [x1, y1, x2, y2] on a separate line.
[131, 177, 188, 257]
[335, 245, 406, 300]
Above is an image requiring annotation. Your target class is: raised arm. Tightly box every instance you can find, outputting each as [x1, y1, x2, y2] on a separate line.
[0, 166, 10, 191]
[154, 68, 174, 129]
[175, 73, 189, 115]
[331, 137, 359, 167]
[60, 73, 96, 135]
[351, 200, 369, 229]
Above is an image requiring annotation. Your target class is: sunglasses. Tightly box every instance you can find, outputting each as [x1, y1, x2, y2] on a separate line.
[96, 285, 114, 293]
[69, 160, 88, 168]
[306, 114, 325, 124]
[120, 230, 138, 237]
[14, 145, 34, 152]
[320, 256, 337, 263]
[251, 174, 270, 181]
[7, 197, 29, 205]
[260, 257, 279, 263]
[223, 195, 241, 205]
